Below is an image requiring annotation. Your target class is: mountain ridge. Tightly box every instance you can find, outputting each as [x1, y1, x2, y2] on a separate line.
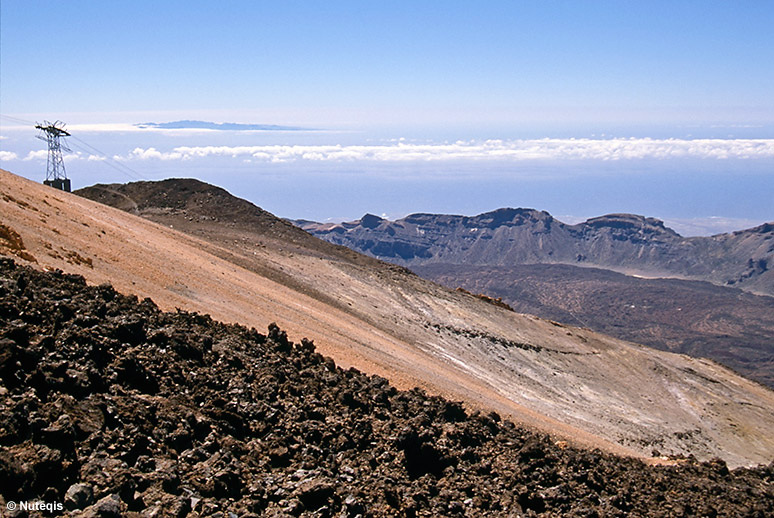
[297, 208, 774, 295]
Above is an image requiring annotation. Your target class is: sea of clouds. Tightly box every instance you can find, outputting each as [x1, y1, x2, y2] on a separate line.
[5, 137, 773, 164]
[115, 138, 774, 164]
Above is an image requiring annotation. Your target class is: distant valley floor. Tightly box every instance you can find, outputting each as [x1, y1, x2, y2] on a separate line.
[415, 263, 774, 389]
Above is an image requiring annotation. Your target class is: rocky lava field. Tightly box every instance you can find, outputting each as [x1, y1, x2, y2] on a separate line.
[1, 258, 773, 517]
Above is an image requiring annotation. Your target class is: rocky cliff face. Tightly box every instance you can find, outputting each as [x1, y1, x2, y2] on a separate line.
[297, 209, 774, 295]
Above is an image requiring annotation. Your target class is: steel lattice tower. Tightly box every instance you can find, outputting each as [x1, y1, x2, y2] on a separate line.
[35, 120, 72, 191]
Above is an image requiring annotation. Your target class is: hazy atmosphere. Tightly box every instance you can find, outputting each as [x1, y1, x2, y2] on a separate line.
[2, 1, 773, 234]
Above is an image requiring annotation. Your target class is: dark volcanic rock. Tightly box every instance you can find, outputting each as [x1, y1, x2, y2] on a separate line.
[64, 482, 94, 510]
[0, 257, 772, 517]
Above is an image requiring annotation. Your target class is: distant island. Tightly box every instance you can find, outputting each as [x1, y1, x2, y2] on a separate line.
[136, 120, 311, 131]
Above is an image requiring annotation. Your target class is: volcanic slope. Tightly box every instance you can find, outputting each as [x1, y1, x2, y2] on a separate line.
[297, 209, 774, 296]
[2, 259, 773, 517]
[414, 263, 774, 390]
[2, 170, 773, 468]
[299, 210, 774, 389]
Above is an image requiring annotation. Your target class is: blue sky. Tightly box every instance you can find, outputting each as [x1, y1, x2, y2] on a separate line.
[1, 1, 773, 234]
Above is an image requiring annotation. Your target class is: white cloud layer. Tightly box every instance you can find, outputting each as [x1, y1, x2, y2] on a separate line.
[116, 138, 774, 164]
[23, 150, 49, 161]
[12, 150, 103, 163]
